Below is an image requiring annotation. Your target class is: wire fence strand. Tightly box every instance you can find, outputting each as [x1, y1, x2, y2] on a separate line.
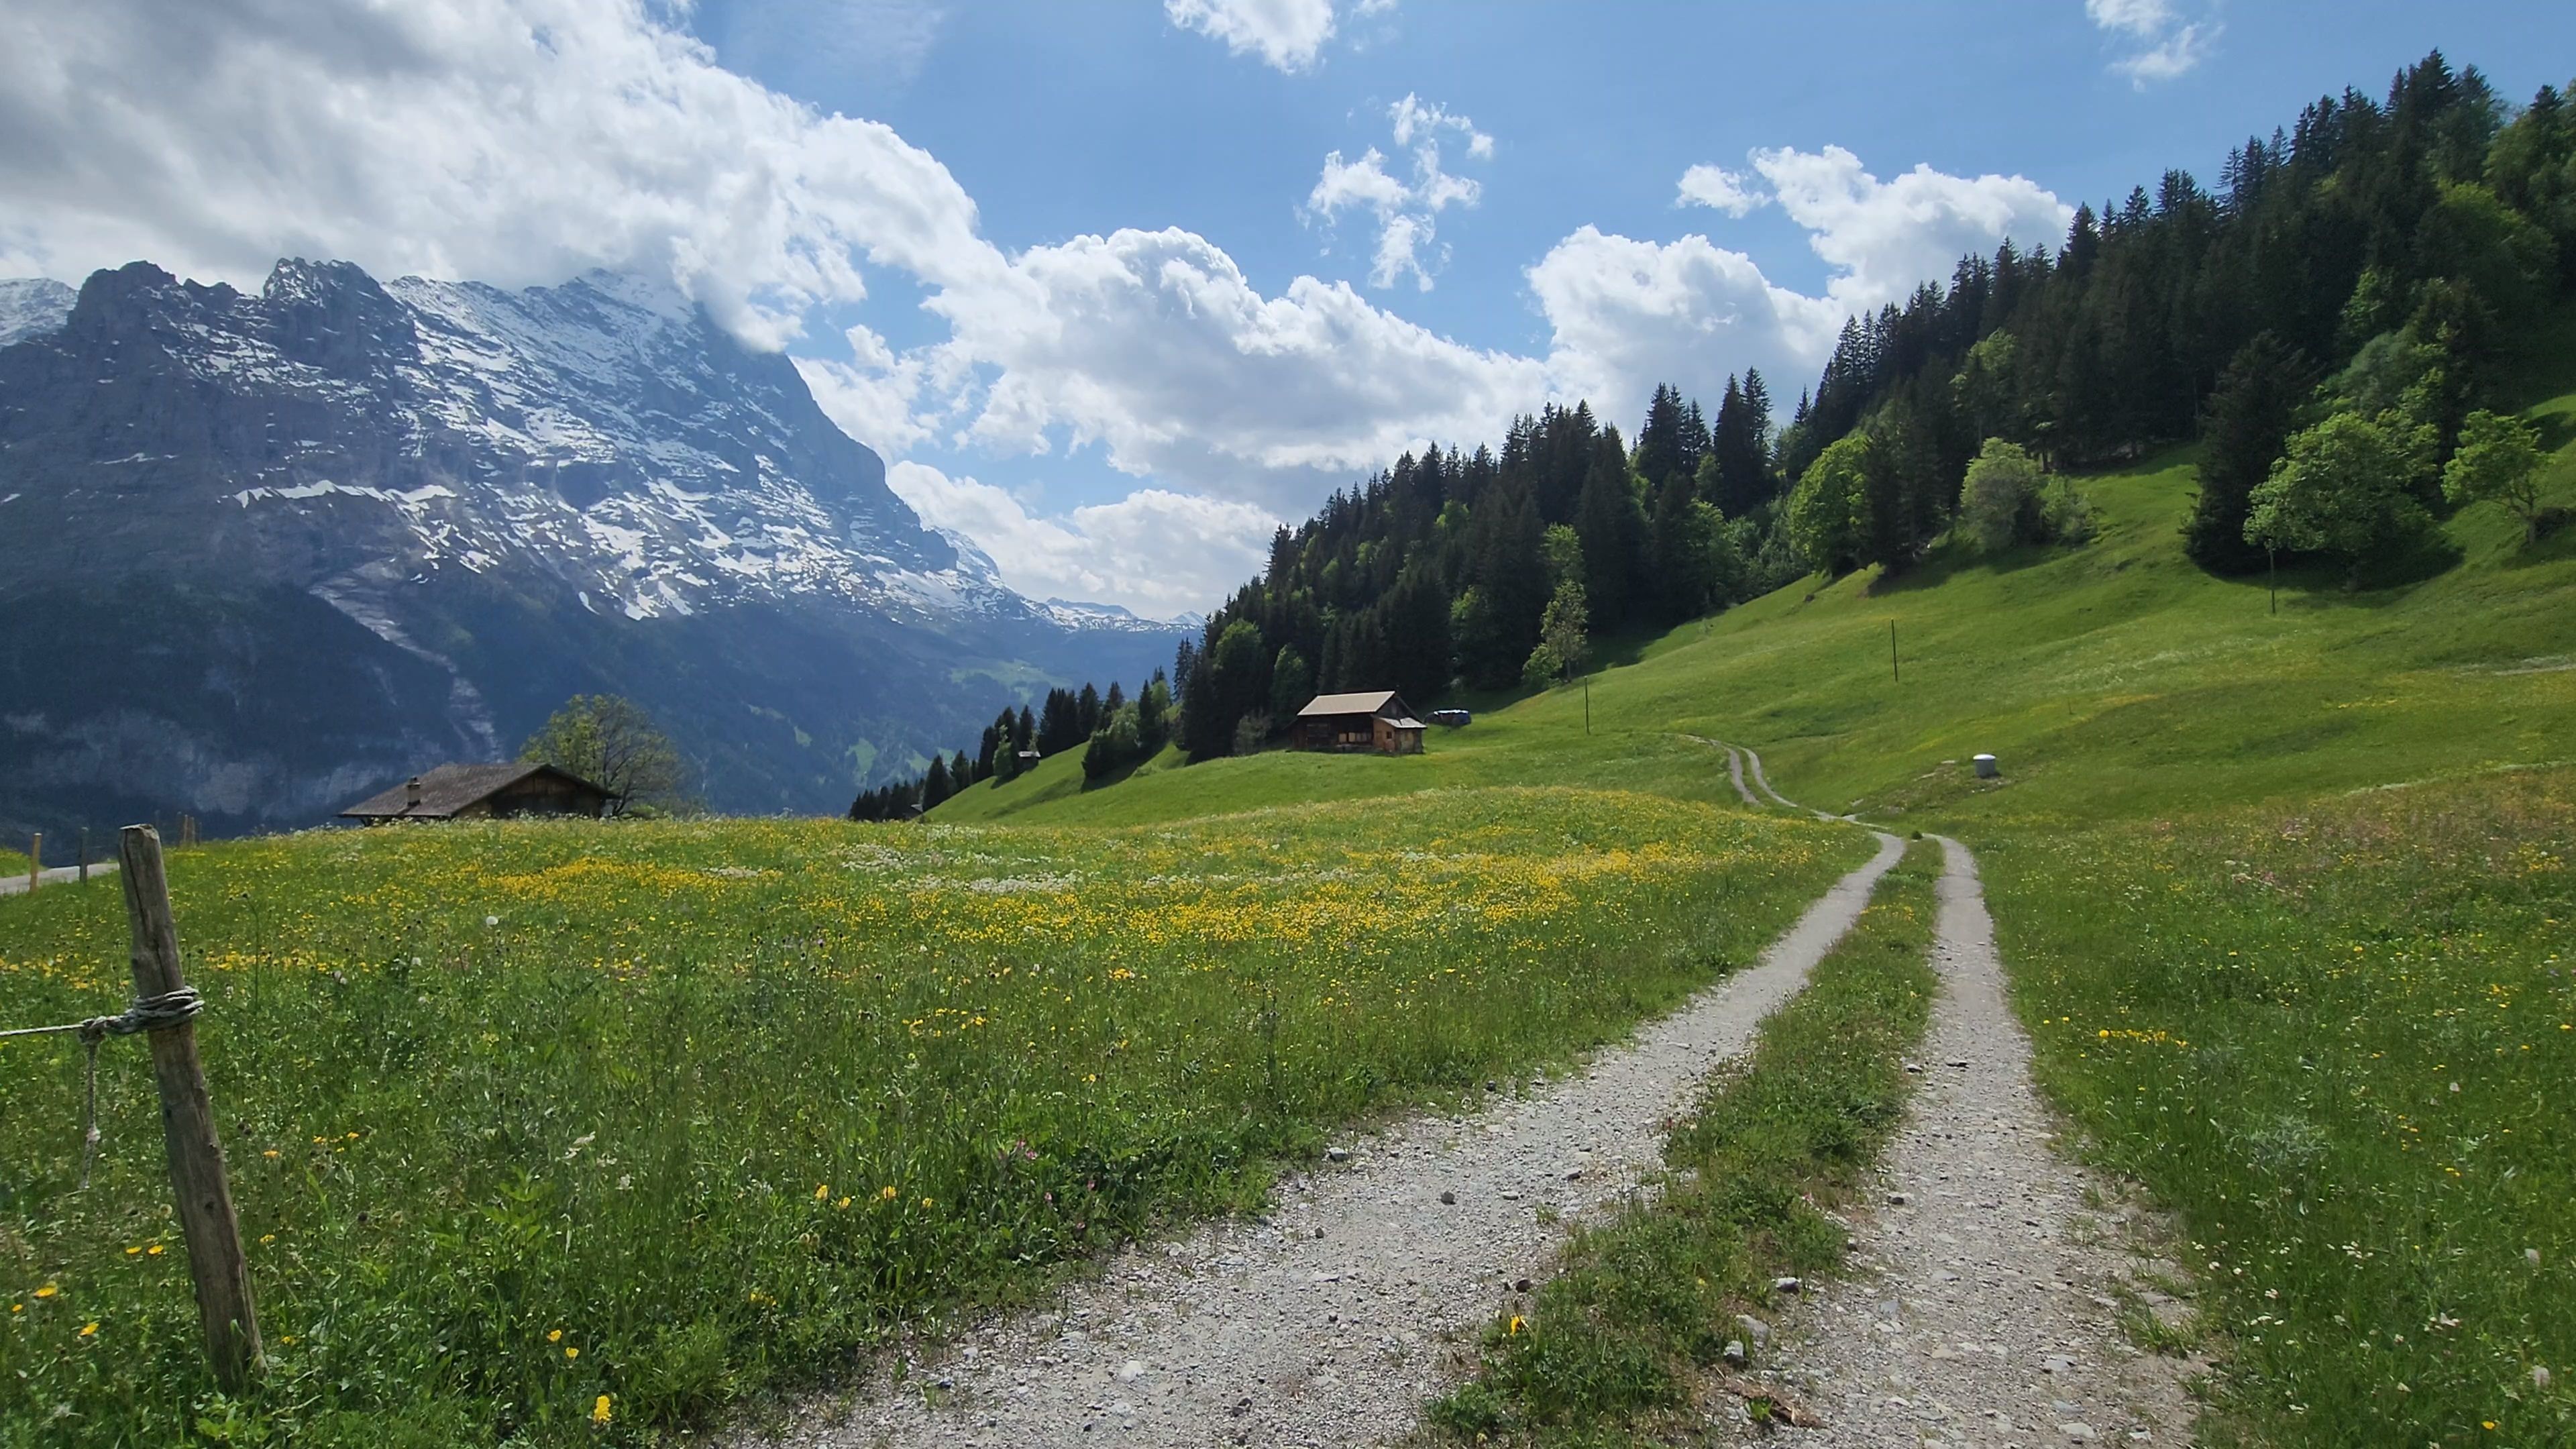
[0, 988, 204, 1187]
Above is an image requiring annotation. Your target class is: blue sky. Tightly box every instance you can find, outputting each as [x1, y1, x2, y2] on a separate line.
[5, 1, 2573, 614]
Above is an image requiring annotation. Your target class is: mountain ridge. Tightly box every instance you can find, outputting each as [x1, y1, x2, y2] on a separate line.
[0, 258, 1185, 834]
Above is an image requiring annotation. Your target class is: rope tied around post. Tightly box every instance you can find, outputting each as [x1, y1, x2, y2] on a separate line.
[0, 986, 205, 1188]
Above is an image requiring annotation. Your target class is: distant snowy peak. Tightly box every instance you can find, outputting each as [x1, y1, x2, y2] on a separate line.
[4, 260, 1192, 643]
[1038, 598, 1203, 636]
[0, 278, 75, 348]
[15, 256, 992, 623]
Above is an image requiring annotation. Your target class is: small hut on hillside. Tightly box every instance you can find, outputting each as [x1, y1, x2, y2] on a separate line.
[1294, 690, 1426, 755]
[341, 763, 612, 822]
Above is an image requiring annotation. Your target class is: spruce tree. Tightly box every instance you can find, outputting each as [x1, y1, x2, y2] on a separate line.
[2186, 333, 2311, 574]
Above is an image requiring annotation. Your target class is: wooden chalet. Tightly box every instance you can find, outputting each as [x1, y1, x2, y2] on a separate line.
[1294, 690, 1427, 755]
[340, 763, 612, 822]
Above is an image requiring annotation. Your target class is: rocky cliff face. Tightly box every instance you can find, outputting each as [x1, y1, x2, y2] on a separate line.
[0, 260, 1184, 834]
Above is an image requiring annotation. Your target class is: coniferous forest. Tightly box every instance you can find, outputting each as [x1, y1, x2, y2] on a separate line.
[865, 52, 2573, 808]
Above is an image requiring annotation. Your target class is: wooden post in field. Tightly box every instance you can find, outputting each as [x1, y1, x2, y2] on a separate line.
[25, 833, 37, 892]
[118, 825, 260, 1390]
[77, 828, 88, 885]
[1890, 620, 1900, 684]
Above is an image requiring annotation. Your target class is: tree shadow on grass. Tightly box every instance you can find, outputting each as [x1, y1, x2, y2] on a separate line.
[2496, 508, 2576, 570]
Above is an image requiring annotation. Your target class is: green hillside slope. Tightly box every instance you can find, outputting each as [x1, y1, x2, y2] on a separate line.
[980, 402, 2575, 835]
[975, 390, 2576, 1446]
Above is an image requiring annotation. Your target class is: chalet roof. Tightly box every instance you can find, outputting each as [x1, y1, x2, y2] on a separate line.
[1296, 690, 1406, 718]
[339, 762, 605, 820]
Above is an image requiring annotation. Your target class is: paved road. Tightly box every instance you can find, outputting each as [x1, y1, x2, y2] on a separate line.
[0, 859, 119, 897]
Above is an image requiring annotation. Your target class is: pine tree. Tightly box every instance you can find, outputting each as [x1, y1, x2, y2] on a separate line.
[1574, 460, 1642, 628]
[2186, 333, 2312, 573]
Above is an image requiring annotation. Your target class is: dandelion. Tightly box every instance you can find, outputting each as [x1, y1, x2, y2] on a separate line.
[920, 1197, 935, 1209]
[124, 1247, 140, 1256]
[880, 1185, 898, 1201]
[592, 1395, 613, 1426]
[1507, 1316, 1525, 1336]
[146, 1245, 162, 1256]
[836, 1196, 852, 1210]
[549, 1329, 564, 1343]
[565, 1346, 580, 1360]
[815, 1183, 830, 1200]
[262, 1149, 279, 1159]
[78, 1322, 97, 1338]
[33, 1285, 56, 1299]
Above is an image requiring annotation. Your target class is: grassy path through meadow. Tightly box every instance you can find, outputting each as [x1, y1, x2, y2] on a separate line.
[747, 835, 1906, 1448]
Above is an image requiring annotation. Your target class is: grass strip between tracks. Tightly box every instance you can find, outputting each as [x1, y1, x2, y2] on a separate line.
[1424, 838, 1940, 1445]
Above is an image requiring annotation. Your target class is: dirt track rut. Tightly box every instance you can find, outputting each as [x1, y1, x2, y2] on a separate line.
[751, 833, 1905, 1449]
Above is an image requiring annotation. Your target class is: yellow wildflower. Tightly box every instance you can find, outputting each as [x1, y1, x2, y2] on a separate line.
[32, 1285, 56, 1299]
[816, 1183, 830, 1199]
[880, 1185, 898, 1201]
[549, 1329, 564, 1343]
[565, 1346, 580, 1360]
[78, 1322, 97, 1338]
[592, 1395, 613, 1426]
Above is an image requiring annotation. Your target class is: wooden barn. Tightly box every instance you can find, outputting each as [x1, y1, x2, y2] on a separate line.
[1294, 690, 1428, 755]
[341, 763, 612, 822]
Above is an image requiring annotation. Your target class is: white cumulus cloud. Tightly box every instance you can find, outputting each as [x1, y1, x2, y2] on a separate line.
[0, 0, 1002, 349]
[1527, 227, 1841, 422]
[1557, 148, 2072, 422]
[1675, 164, 1764, 217]
[2084, 0, 2216, 87]
[1748, 146, 2072, 315]
[936, 227, 1544, 508]
[1163, 0, 1341, 72]
[884, 462, 1275, 618]
[1304, 93, 1490, 290]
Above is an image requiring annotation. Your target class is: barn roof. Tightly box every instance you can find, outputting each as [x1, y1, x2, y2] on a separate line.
[1385, 717, 1427, 731]
[1296, 690, 1406, 718]
[339, 762, 605, 820]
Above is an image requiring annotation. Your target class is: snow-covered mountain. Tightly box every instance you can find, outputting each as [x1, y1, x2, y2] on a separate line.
[0, 278, 74, 349]
[0, 259, 1188, 833]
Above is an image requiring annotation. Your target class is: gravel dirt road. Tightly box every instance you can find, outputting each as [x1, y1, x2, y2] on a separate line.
[1720, 836, 2200, 1447]
[749, 832, 1906, 1449]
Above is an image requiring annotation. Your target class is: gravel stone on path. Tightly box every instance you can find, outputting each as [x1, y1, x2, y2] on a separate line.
[1713, 836, 2200, 1447]
[738, 833, 1907, 1449]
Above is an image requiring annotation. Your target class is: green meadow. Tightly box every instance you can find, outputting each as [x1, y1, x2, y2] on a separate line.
[0, 792, 1859, 1446]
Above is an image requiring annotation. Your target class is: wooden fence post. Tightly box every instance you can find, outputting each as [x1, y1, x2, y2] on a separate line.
[77, 828, 89, 885]
[117, 825, 260, 1389]
[25, 833, 36, 892]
